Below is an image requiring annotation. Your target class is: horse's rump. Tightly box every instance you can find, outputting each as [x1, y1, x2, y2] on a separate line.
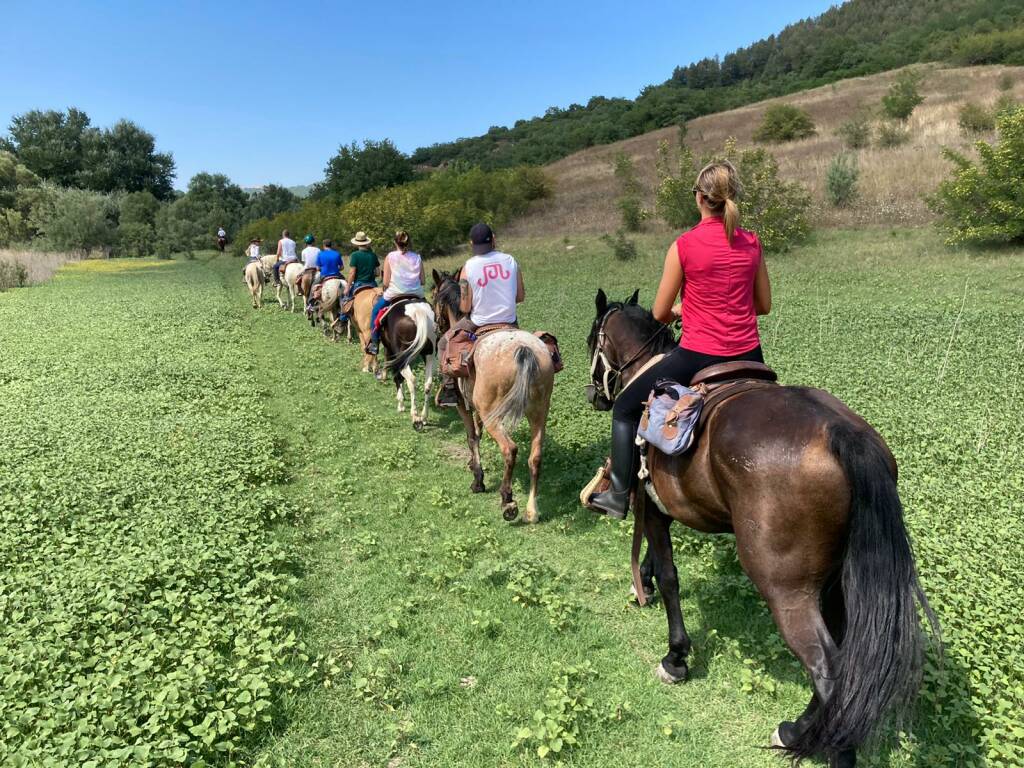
[320, 278, 346, 311]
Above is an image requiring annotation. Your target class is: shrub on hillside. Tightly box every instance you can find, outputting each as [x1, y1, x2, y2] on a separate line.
[236, 165, 549, 258]
[836, 116, 872, 150]
[656, 138, 810, 252]
[882, 70, 925, 121]
[928, 105, 1024, 244]
[876, 121, 911, 148]
[0, 259, 29, 290]
[753, 104, 816, 143]
[998, 72, 1015, 92]
[612, 152, 644, 232]
[958, 102, 996, 135]
[825, 153, 859, 208]
[600, 230, 638, 261]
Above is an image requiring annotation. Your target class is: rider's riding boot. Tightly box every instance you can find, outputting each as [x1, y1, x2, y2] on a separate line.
[587, 417, 638, 520]
[437, 377, 459, 408]
[366, 338, 380, 356]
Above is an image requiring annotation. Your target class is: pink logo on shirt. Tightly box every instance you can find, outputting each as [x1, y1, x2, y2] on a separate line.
[476, 262, 511, 288]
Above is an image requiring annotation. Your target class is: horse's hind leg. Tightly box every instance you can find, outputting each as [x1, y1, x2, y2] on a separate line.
[523, 409, 547, 524]
[456, 401, 484, 492]
[419, 354, 434, 427]
[646, 503, 692, 683]
[483, 417, 518, 521]
[400, 366, 418, 423]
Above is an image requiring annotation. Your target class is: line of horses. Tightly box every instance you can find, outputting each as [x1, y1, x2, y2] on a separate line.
[242, 256, 555, 524]
[240, 254, 937, 768]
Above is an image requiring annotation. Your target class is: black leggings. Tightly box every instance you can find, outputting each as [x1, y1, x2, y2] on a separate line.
[611, 345, 765, 423]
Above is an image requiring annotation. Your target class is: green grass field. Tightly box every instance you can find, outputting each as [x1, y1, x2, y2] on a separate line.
[1, 228, 1022, 767]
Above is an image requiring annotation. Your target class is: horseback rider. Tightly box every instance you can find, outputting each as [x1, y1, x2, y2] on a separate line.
[340, 231, 381, 321]
[365, 230, 424, 356]
[436, 223, 524, 407]
[313, 238, 344, 297]
[300, 234, 320, 310]
[274, 229, 298, 286]
[242, 237, 262, 276]
[587, 161, 772, 520]
[217, 226, 227, 251]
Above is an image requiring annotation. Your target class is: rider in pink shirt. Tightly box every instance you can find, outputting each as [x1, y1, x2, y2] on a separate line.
[587, 161, 772, 520]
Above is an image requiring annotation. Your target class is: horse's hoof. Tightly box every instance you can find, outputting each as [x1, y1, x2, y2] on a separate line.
[502, 503, 519, 522]
[471, 481, 485, 494]
[413, 421, 424, 432]
[770, 727, 785, 749]
[629, 584, 657, 605]
[654, 661, 687, 685]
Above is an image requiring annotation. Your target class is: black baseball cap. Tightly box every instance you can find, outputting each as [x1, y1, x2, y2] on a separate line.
[469, 223, 495, 254]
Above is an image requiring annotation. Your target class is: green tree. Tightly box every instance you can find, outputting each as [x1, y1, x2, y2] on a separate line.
[118, 191, 160, 256]
[244, 184, 300, 222]
[179, 172, 248, 237]
[5, 108, 91, 186]
[882, 70, 925, 121]
[0, 151, 43, 245]
[928, 105, 1024, 244]
[836, 116, 872, 149]
[29, 186, 118, 254]
[753, 104, 817, 143]
[313, 139, 415, 203]
[78, 120, 175, 199]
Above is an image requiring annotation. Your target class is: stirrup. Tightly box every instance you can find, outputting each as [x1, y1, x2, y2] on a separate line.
[580, 459, 611, 508]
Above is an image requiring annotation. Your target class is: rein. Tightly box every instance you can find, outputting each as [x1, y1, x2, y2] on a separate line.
[589, 307, 671, 402]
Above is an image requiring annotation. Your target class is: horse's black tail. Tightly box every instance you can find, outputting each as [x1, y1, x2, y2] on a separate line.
[787, 422, 939, 760]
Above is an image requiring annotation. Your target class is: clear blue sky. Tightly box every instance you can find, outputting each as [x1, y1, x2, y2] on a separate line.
[1, 0, 840, 188]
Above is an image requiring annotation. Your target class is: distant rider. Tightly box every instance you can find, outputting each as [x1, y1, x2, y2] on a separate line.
[365, 230, 425, 356]
[274, 229, 297, 285]
[340, 231, 381, 322]
[217, 226, 227, 252]
[312, 238, 344, 297]
[301, 234, 320, 311]
[436, 223, 524, 407]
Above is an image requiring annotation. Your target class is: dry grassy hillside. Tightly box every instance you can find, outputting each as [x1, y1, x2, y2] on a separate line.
[508, 64, 1024, 237]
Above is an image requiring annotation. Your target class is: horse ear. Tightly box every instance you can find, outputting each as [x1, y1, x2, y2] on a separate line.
[432, 268, 443, 288]
[627, 289, 640, 305]
[596, 289, 608, 316]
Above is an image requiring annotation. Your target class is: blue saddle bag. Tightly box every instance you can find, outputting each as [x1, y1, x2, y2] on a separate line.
[636, 380, 704, 455]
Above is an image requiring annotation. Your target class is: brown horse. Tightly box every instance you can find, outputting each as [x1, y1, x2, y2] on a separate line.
[586, 290, 937, 768]
[432, 271, 555, 523]
[347, 287, 383, 374]
[378, 299, 436, 431]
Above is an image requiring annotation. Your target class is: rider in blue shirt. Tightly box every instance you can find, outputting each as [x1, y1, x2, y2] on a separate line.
[310, 239, 344, 300]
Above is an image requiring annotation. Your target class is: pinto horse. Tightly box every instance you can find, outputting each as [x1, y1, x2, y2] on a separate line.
[378, 299, 437, 431]
[587, 290, 937, 768]
[432, 270, 555, 523]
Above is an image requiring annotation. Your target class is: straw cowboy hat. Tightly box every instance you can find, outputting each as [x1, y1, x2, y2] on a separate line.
[351, 231, 372, 246]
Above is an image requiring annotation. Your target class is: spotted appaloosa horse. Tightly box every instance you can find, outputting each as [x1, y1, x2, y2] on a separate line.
[586, 290, 937, 768]
[432, 270, 555, 523]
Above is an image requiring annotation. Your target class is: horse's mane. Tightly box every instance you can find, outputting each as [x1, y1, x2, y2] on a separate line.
[589, 300, 677, 353]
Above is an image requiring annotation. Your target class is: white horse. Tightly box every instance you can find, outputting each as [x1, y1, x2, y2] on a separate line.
[277, 262, 305, 312]
[244, 261, 266, 308]
[319, 277, 350, 341]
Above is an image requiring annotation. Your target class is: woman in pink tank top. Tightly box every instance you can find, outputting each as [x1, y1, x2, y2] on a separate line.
[588, 161, 772, 520]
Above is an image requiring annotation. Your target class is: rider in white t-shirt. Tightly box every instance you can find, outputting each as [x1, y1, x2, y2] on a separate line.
[274, 229, 297, 285]
[437, 223, 524, 407]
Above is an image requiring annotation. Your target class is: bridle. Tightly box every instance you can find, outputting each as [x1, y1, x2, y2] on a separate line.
[588, 307, 671, 404]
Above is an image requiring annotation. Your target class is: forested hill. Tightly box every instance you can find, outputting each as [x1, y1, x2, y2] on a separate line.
[411, 0, 1024, 169]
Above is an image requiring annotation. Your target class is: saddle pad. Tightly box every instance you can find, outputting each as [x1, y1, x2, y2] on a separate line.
[375, 297, 426, 329]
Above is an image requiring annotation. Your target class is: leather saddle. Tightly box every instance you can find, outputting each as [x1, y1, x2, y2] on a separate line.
[689, 361, 778, 430]
[341, 284, 380, 315]
[375, 294, 427, 328]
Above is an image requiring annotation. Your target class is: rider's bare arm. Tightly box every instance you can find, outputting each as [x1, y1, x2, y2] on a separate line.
[652, 242, 684, 324]
[754, 256, 772, 315]
[459, 279, 472, 314]
[515, 269, 525, 303]
[382, 260, 392, 290]
[347, 266, 357, 284]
